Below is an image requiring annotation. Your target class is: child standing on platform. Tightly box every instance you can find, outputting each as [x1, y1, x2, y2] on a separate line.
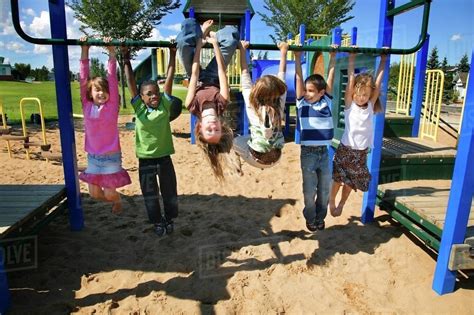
[329, 50, 387, 217]
[78, 37, 131, 214]
[122, 45, 179, 237]
[232, 41, 288, 171]
[177, 18, 239, 180]
[294, 47, 337, 232]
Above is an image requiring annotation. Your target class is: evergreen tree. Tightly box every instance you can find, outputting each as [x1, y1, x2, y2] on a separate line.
[441, 57, 454, 104]
[259, 0, 354, 42]
[427, 47, 440, 70]
[457, 53, 470, 72]
[67, 0, 180, 108]
[90, 58, 106, 78]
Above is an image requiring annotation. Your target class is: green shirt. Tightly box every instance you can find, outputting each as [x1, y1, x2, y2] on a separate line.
[131, 93, 174, 159]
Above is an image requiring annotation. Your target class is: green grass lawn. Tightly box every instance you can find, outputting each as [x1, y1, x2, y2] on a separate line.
[0, 81, 188, 124]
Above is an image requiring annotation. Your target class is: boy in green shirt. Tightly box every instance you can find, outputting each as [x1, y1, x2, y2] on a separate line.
[123, 46, 180, 237]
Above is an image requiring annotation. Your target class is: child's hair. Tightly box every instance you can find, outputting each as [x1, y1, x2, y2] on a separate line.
[353, 73, 383, 113]
[304, 74, 327, 91]
[86, 77, 109, 101]
[195, 122, 234, 181]
[139, 80, 159, 94]
[249, 75, 287, 129]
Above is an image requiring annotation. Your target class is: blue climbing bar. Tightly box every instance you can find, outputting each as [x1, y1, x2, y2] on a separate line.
[411, 34, 430, 136]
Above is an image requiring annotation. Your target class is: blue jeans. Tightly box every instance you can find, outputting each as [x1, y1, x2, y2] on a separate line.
[300, 146, 332, 225]
[176, 18, 239, 84]
[138, 156, 178, 224]
[86, 152, 123, 174]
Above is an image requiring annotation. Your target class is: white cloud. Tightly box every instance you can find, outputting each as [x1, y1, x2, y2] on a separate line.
[161, 23, 181, 32]
[0, 41, 4, 48]
[23, 8, 36, 17]
[0, 13, 15, 35]
[6, 41, 29, 53]
[29, 11, 51, 37]
[34, 45, 50, 54]
[450, 34, 462, 41]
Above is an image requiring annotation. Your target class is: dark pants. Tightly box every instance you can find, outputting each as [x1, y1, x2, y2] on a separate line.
[138, 156, 178, 224]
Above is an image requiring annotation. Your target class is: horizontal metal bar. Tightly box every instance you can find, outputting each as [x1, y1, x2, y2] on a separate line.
[387, 0, 431, 17]
[10, 0, 431, 55]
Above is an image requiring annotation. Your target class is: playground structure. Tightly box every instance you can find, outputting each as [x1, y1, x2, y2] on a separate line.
[1, 0, 473, 312]
[0, 97, 61, 161]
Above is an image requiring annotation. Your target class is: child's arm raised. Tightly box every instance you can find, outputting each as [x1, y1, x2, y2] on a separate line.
[370, 51, 388, 105]
[184, 38, 203, 107]
[163, 43, 177, 96]
[239, 40, 250, 76]
[121, 47, 138, 99]
[104, 37, 119, 107]
[209, 36, 229, 101]
[326, 44, 337, 95]
[344, 50, 356, 107]
[294, 51, 304, 100]
[277, 42, 289, 76]
[79, 36, 90, 104]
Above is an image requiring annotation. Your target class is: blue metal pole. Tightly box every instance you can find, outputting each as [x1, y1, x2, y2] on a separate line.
[0, 249, 10, 313]
[48, 0, 84, 230]
[284, 32, 293, 137]
[189, 7, 197, 144]
[411, 34, 430, 136]
[432, 50, 474, 295]
[361, 0, 394, 223]
[241, 8, 251, 136]
[351, 27, 358, 45]
[329, 27, 343, 166]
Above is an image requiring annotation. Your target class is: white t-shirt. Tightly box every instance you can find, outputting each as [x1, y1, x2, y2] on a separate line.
[241, 72, 287, 152]
[341, 101, 374, 150]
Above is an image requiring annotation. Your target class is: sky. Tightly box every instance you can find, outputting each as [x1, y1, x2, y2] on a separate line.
[0, 0, 473, 73]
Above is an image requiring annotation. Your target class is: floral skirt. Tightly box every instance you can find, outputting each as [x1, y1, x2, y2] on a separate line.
[333, 143, 371, 191]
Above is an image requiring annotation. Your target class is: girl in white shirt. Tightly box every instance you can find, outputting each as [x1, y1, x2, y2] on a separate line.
[232, 41, 288, 172]
[329, 50, 387, 217]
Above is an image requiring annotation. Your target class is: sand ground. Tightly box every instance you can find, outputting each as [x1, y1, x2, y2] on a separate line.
[1, 113, 473, 314]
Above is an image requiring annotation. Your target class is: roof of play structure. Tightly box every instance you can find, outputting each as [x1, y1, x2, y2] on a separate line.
[182, 0, 254, 24]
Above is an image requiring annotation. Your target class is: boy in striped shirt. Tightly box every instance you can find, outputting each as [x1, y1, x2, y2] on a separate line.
[294, 48, 336, 232]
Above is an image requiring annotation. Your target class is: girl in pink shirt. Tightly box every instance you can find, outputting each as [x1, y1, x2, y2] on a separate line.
[78, 37, 131, 213]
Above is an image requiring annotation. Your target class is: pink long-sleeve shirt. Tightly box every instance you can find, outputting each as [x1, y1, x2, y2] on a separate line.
[80, 58, 121, 155]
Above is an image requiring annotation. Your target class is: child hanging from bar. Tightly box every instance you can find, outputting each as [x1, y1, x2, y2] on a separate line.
[78, 36, 131, 214]
[177, 18, 239, 180]
[329, 48, 388, 217]
[232, 41, 289, 172]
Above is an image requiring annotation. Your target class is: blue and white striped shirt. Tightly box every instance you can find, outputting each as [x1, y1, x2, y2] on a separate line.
[296, 94, 334, 146]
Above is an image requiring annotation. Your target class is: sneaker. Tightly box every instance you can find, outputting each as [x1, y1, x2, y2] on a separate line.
[165, 220, 174, 235]
[154, 222, 166, 237]
[306, 221, 318, 232]
[316, 221, 325, 231]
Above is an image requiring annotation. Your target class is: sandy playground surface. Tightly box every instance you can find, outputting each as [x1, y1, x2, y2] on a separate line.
[1, 113, 473, 314]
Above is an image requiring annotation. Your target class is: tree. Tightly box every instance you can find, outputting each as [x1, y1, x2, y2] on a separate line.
[90, 58, 106, 78]
[13, 63, 31, 80]
[388, 62, 400, 101]
[31, 66, 50, 81]
[259, 0, 355, 42]
[441, 57, 454, 104]
[457, 53, 470, 72]
[427, 47, 440, 70]
[67, 0, 180, 108]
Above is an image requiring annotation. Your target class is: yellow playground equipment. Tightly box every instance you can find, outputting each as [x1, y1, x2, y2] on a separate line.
[395, 53, 416, 115]
[420, 69, 445, 141]
[156, 47, 242, 89]
[19, 97, 51, 159]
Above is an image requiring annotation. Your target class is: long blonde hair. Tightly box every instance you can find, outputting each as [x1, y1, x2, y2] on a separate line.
[195, 122, 234, 181]
[354, 73, 383, 113]
[249, 75, 287, 129]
